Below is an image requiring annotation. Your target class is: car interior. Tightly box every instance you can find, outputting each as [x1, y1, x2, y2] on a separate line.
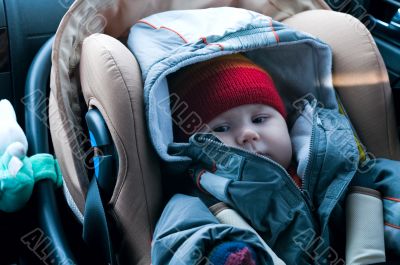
[0, 0, 399, 264]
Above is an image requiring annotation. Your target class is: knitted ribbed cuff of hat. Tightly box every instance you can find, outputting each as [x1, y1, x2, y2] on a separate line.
[168, 54, 286, 142]
[207, 241, 258, 265]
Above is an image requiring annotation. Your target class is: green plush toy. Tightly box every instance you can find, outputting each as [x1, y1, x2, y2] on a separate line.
[0, 99, 61, 212]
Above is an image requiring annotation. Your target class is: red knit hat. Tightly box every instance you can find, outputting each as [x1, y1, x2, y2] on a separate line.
[168, 54, 286, 141]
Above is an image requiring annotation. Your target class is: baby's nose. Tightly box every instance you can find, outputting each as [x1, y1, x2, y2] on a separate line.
[238, 129, 260, 145]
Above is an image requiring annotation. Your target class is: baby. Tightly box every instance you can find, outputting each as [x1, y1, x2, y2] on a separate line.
[166, 54, 300, 264]
[168, 53, 301, 186]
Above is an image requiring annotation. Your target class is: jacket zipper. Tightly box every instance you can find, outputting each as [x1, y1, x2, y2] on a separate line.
[195, 132, 316, 213]
[301, 113, 318, 212]
[196, 131, 321, 257]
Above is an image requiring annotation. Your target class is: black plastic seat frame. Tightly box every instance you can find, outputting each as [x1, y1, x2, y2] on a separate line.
[24, 36, 77, 264]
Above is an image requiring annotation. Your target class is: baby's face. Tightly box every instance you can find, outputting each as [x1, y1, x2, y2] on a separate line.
[204, 104, 292, 169]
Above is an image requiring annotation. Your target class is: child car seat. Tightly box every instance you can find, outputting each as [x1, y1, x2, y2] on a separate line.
[44, 0, 400, 264]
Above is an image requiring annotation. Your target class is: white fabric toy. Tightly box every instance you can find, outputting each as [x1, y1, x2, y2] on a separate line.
[0, 99, 34, 212]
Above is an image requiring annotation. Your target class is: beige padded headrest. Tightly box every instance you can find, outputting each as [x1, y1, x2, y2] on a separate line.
[283, 10, 400, 160]
[79, 33, 162, 265]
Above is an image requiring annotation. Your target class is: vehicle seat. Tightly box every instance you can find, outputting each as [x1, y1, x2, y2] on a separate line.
[49, 1, 400, 264]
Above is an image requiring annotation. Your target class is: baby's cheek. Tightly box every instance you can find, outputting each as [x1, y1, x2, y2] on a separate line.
[271, 134, 292, 165]
[216, 135, 237, 148]
[282, 139, 293, 167]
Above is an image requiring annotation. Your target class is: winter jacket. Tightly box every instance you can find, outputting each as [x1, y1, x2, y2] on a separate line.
[164, 99, 358, 264]
[127, 7, 400, 264]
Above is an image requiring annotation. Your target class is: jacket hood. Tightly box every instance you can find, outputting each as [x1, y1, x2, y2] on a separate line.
[127, 7, 337, 164]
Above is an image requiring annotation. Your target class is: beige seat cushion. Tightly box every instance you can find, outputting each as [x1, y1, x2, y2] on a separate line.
[100, 0, 330, 37]
[79, 33, 162, 265]
[283, 10, 400, 160]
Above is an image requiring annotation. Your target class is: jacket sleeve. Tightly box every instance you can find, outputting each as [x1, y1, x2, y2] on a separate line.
[352, 158, 400, 258]
[152, 194, 277, 265]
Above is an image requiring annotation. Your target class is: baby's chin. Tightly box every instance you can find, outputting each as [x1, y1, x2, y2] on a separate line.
[256, 152, 270, 158]
[256, 152, 276, 163]
[257, 152, 292, 169]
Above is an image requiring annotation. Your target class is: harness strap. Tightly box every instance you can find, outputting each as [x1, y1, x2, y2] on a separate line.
[83, 176, 116, 265]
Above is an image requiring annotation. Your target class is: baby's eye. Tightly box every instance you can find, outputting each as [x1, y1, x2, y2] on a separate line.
[253, 116, 268, 124]
[212, 125, 230, 133]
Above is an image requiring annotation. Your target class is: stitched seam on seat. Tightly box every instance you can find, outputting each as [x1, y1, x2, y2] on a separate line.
[268, 0, 293, 17]
[89, 46, 129, 205]
[314, 0, 332, 10]
[97, 42, 153, 239]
